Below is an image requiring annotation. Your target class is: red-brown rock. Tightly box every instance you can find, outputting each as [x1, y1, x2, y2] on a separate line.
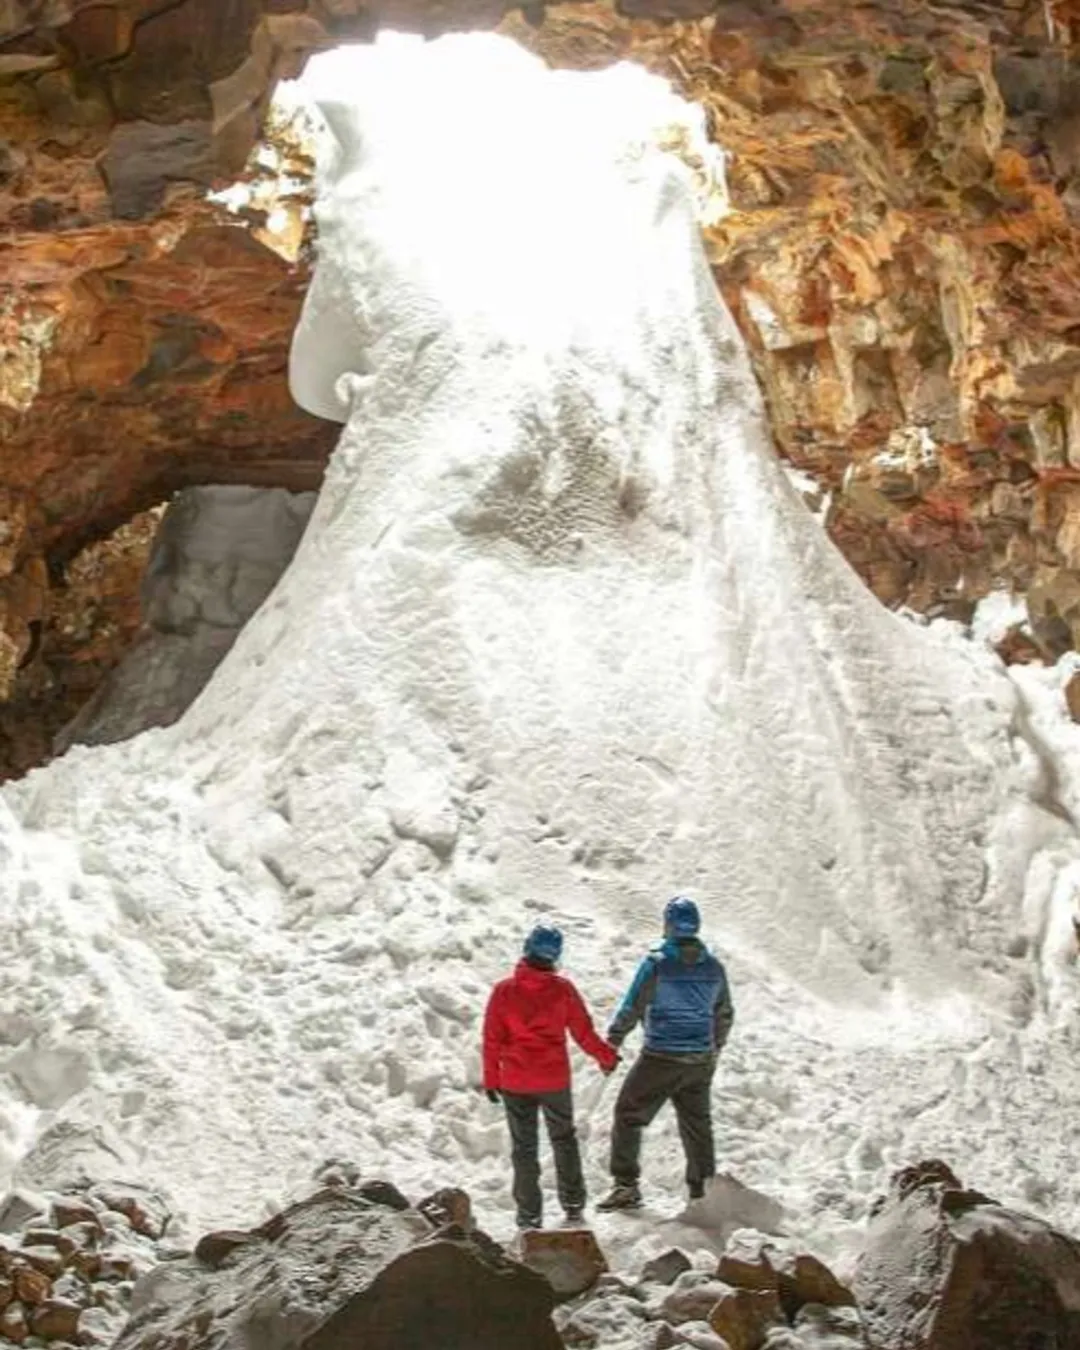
[0, 1300, 29, 1344]
[853, 1160, 1080, 1350]
[1065, 669, 1080, 722]
[11, 1265, 50, 1306]
[518, 1228, 608, 1301]
[29, 1298, 82, 1342]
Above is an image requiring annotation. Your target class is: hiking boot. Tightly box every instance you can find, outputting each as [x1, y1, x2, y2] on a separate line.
[596, 1183, 643, 1212]
[562, 1207, 585, 1227]
[688, 1182, 705, 1201]
[517, 1215, 542, 1231]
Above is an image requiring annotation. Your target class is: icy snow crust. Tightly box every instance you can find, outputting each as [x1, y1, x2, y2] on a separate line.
[2, 33, 1080, 1270]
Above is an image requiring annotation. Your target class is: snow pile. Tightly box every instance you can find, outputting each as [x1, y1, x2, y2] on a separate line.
[0, 32, 1079, 1272]
[970, 590, 1029, 648]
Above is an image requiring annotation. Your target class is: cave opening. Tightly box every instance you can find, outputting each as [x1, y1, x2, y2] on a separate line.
[0, 485, 316, 784]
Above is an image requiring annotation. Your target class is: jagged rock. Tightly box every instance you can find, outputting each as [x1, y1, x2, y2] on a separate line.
[657, 1272, 736, 1325]
[641, 1249, 694, 1287]
[0, 1300, 28, 1344]
[78, 1304, 123, 1346]
[716, 1233, 779, 1295]
[69, 1248, 102, 1279]
[791, 1303, 869, 1347]
[23, 1226, 76, 1254]
[0, 1193, 47, 1236]
[518, 1228, 608, 1301]
[29, 1297, 82, 1341]
[768, 1252, 854, 1323]
[97, 1248, 137, 1281]
[1065, 668, 1080, 722]
[56, 485, 316, 755]
[0, 1167, 177, 1347]
[557, 1291, 649, 1348]
[417, 1187, 473, 1229]
[708, 1286, 785, 1350]
[113, 1186, 561, 1350]
[50, 1199, 100, 1231]
[18, 1244, 66, 1277]
[11, 1265, 50, 1305]
[654, 1320, 732, 1349]
[58, 1220, 102, 1251]
[90, 1185, 170, 1242]
[853, 1160, 1080, 1349]
[101, 121, 217, 221]
[192, 1230, 252, 1270]
[355, 1180, 412, 1212]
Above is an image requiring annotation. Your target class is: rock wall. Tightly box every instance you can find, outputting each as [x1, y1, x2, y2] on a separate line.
[4, 0, 1080, 760]
[0, 510, 159, 781]
[509, 1, 1080, 645]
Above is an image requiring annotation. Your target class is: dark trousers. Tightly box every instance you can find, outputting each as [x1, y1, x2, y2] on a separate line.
[502, 1089, 585, 1225]
[609, 1051, 716, 1188]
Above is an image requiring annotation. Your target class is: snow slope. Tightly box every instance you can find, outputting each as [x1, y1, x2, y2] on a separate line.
[2, 33, 1080, 1275]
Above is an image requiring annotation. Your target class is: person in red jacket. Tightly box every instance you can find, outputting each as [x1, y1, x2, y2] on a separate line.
[483, 924, 618, 1230]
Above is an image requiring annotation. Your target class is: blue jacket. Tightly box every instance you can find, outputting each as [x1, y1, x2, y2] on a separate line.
[608, 938, 733, 1057]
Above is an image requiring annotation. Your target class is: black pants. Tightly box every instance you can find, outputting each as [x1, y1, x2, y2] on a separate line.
[609, 1051, 716, 1188]
[502, 1089, 585, 1225]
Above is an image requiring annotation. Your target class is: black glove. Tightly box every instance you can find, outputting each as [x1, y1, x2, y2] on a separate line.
[601, 1054, 622, 1077]
[486, 1089, 501, 1104]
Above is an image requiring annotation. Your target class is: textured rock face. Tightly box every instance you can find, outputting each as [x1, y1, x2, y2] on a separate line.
[518, 1227, 608, 1301]
[508, 0, 1080, 644]
[0, 509, 159, 782]
[113, 1185, 561, 1350]
[55, 484, 315, 753]
[5, 0, 1080, 756]
[853, 1160, 1080, 1349]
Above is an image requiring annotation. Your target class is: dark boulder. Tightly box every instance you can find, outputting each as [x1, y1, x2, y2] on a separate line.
[114, 1187, 562, 1350]
[641, 1249, 694, 1287]
[853, 1160, 1080, 1350]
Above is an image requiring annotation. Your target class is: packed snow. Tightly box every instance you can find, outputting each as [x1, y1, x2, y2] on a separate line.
[2, 32, 1080, 1287]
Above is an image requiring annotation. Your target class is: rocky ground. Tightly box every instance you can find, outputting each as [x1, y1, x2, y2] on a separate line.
[0, 1153, 1075, 1349]
[6, 0, 1080, 773]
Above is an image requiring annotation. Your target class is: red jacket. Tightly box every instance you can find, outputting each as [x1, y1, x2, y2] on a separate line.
[483, 961, 618, 1094]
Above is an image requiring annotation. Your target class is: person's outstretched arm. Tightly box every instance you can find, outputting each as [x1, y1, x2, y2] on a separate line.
[606, 957, 658, 1049]
[482, 986, 507, 1091]
[713, 968, 734, 1052]
[565, 982, 618, 1071]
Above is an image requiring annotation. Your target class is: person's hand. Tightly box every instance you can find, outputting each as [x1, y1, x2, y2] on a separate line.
[601, 1054, 621, 1077]
[485, 1088, 501, 1104]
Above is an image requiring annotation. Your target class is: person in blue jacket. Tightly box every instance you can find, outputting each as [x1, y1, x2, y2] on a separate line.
[597, 896, 734, 1211]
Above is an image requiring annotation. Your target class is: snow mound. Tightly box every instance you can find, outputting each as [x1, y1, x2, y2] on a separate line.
[1, 33, 1079, 1257]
